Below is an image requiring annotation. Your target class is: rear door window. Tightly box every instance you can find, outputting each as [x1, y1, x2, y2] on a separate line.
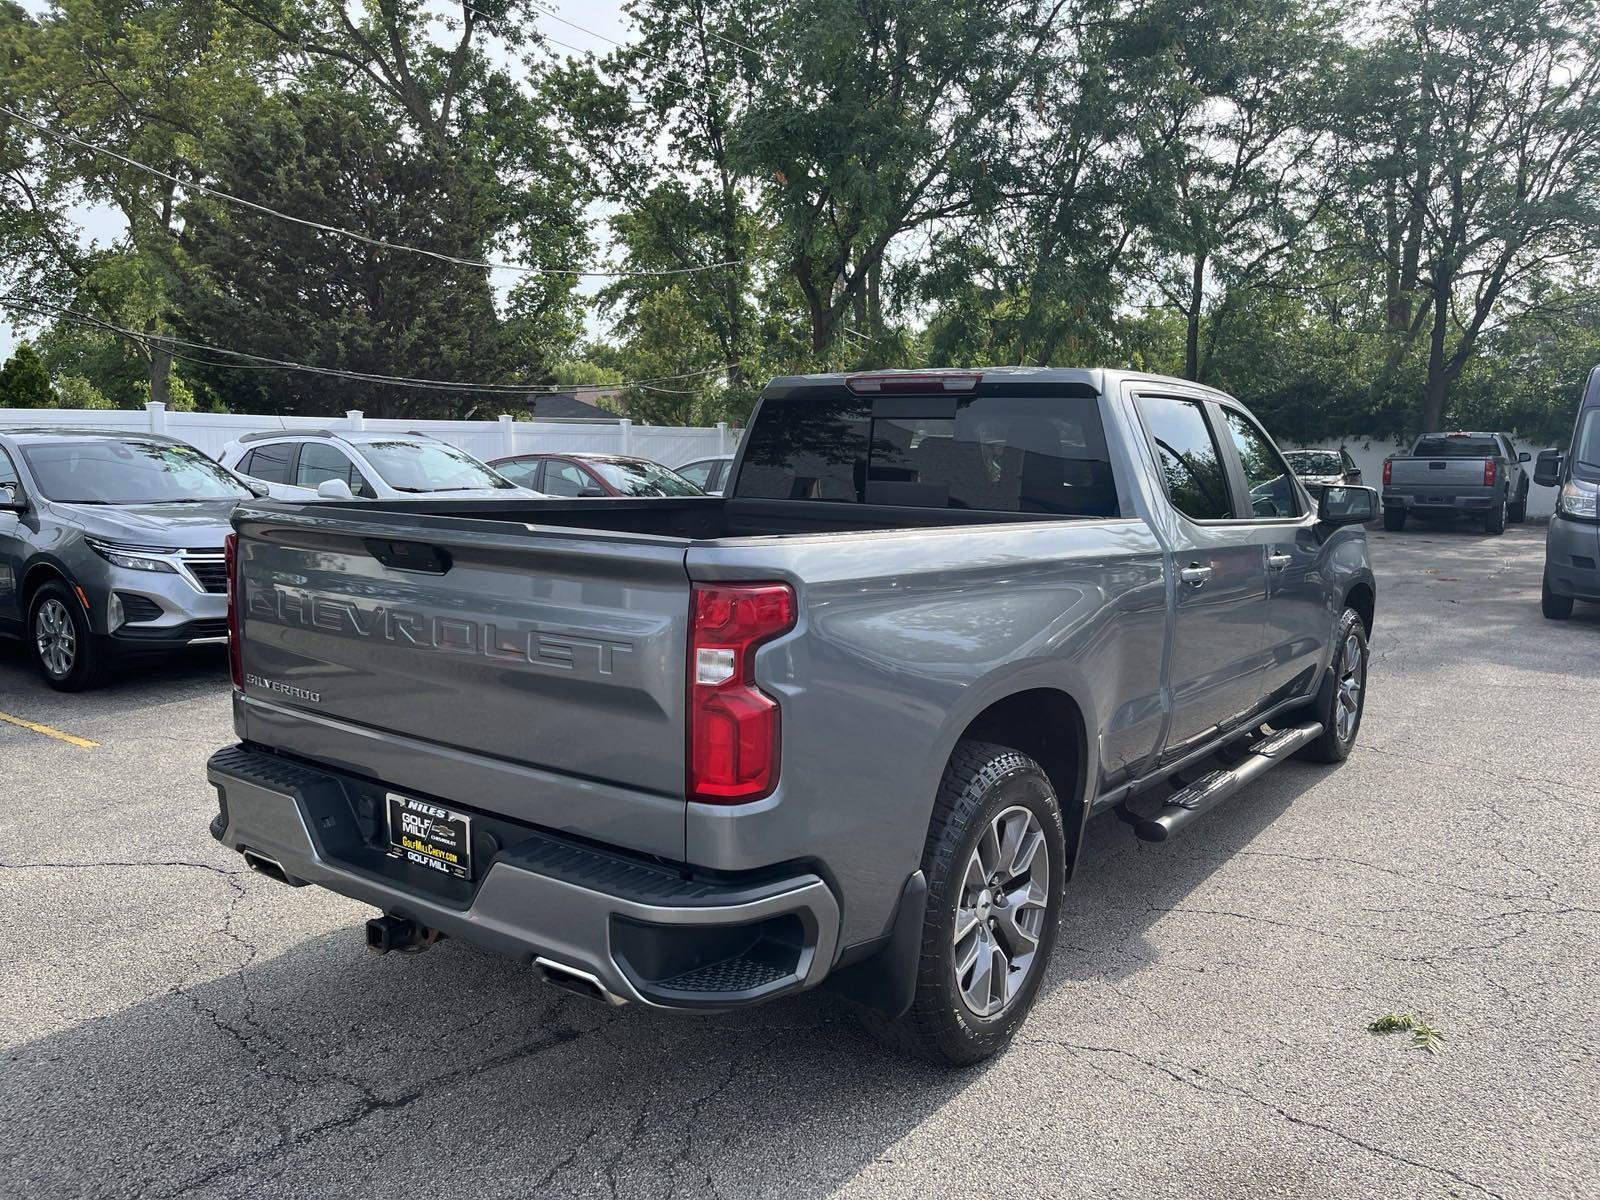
[1135, 396, 1235, 521]
[242, 442, 294, 484]
[542, 461, 591, 497]
[737, 392, 1117, 516]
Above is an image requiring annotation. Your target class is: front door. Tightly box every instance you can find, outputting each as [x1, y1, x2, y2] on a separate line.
[1215, 404, 1328, 703]
[0, 447, 25, 633]
[1133, 394, 1272, 754]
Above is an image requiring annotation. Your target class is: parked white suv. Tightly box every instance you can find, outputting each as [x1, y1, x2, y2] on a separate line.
[219, 431, 540, 501]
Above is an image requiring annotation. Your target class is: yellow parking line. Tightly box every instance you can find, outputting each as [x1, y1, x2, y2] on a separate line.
[0, 710, 98, 749]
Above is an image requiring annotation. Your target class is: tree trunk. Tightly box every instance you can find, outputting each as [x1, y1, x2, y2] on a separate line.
[1184, 252, 1206, 381]
[1422, 289, 1450, 431]
[147, 346, 171, 409]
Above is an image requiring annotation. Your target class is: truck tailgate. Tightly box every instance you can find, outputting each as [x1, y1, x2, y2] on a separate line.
[1388, 457, 1490, 488]
[233, 507, 693, 844]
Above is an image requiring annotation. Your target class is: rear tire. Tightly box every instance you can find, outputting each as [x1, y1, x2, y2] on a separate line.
[1297, 608, 1368, 764]
[1508, 486, 1528, 524]
[1484, 499, 1506, 535]
[1542, 572, 1574, 620]
[861, 741, 1066, 1067]
[1382, 508, 1406, 532]
[28, 581, 108, 692]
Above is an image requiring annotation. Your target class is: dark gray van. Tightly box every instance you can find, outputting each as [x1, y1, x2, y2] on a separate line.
[1535, 367, 1600, 618]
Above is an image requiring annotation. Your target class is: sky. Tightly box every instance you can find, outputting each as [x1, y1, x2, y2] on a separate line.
[1, 0, 632, 362]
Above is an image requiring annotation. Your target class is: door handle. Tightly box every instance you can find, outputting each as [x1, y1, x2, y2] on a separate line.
[1267, 553, 1292, 570]
[1179, 564, 1212, 588]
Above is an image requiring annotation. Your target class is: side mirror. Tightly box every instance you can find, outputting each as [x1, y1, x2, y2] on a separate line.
[316, 478, 356, 501]
[0, 481, 26, 512]
[1318, 484, 1377, 527]
[1534, 449, 1564, 487]
[243, 479, 270, 499]
[577, 487, 607, 498]
[1518, 451, 1532, 463]
[1346, 469, 1362, 482]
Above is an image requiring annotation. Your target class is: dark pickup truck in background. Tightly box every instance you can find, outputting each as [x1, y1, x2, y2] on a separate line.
[206, 368, 1378, 1065]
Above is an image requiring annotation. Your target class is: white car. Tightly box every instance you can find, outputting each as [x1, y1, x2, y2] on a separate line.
[673, 453, 735, 495]
[219, 431, 541, 501]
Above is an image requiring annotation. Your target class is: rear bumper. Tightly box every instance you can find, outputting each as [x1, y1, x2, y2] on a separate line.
[206, 744, 841, 1009]
[1383, 487, 1499, 513]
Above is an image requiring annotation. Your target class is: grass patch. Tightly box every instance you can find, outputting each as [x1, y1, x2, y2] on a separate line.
[1368, 1012, 1445, 1054]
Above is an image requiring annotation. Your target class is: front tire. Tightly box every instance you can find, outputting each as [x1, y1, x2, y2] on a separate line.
[28, 581, 108, 692]
[1297, 608, 1368, 764]
[1542, 572, 1574, 620]
[863, 741, 1066, 1066]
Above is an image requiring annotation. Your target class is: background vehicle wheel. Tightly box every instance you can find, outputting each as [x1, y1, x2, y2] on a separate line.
[1382, 508, 1406, 532]
[1542, 572, 1574, 620]
[1508, 486, 1528, 524]
[1297, 608, 1368, 764]
[28, 581, 107, 692]
[1484, 500, 1506, 535]
[862, 741, 1066, 1066]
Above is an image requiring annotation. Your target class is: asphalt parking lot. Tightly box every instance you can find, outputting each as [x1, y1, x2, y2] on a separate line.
[1, 524, 1596, 1200]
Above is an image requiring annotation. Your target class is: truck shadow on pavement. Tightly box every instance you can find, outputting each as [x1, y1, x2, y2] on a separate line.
[1, 758, 1319, 1199]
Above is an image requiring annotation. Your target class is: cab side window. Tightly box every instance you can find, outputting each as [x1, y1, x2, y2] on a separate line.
[1221, 408, 1301, 519]
[1137, 396, 1235, 521]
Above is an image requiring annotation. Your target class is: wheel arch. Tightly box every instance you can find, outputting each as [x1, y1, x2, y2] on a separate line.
[944, 686, 1092, 879]
[21, 558, 77, 612]
[1344, 578, 1376, 635]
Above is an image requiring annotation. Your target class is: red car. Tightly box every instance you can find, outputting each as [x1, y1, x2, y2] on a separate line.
[487, 452, 706, 498]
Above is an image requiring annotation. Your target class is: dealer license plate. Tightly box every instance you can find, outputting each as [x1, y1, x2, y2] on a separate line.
[386, 792, 472, 879]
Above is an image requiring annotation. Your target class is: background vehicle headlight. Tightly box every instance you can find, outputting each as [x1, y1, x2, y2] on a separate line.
[1558, 480, 1599, 521]
[85, 539, 177, 573]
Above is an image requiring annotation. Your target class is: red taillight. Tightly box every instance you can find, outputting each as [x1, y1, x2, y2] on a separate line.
[1382, 459, 1392, 486]
[687, 582, 796, 804]
[1484, 458, 1497, 486]
[225, 532, 242, 688]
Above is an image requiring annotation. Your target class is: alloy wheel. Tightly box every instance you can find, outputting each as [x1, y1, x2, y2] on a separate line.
[953, 805, 1050, 1018]
[35, 598, 77, 679]
[1336, 632, 1363, 742]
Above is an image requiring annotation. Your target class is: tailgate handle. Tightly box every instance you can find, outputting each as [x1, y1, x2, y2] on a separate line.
[1428, 461, 1446, 469]
[363, 539, 453, 574]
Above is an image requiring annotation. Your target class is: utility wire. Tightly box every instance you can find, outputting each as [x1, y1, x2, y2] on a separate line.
[0, 105, 742, 280]
[0, 296, 731, 395]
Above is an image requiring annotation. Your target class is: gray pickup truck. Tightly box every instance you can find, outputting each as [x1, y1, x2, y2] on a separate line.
[206, 368, 1378, 1064]
[1381, 431, 1530, 534]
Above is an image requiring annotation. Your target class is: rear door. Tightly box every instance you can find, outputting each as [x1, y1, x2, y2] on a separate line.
[233, 506, 694, 850]
[1132, 393, 1271, 752]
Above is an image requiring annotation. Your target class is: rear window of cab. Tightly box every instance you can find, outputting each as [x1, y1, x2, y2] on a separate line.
[737, 393, 1118, 517]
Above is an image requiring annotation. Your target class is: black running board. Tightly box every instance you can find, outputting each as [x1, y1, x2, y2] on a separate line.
[1119, 722, 1323, 843]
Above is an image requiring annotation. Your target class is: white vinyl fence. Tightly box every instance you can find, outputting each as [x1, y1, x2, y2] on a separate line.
[0, 404, 738, 469]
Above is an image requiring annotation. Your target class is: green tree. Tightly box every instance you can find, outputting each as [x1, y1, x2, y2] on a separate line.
[170, 89, 533, 417]
[0, 342, 55, 407]
[52, 372, 112, 409]
[1338, 0, 1600, 430]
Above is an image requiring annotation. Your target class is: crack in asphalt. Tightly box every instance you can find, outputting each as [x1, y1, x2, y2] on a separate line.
[1025, 1037, 1511, 1200]
[0, 858, 240, 877]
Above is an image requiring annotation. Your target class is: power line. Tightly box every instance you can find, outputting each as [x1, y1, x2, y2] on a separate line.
[0, 105, 742, 280]
[0, 296, 731, 396]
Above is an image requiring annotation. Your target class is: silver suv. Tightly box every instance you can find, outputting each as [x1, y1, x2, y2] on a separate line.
[219, 430, 538, 501]
[0, 429, 258, 690]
